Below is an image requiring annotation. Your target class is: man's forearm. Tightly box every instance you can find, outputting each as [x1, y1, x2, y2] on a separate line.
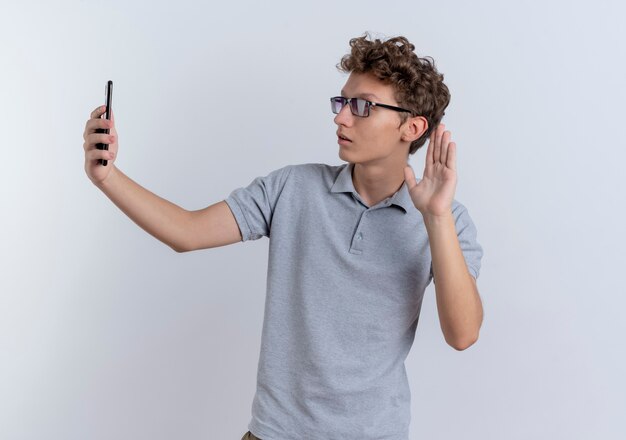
[95, 165, 192, 252]
[424, 212, 483, 350]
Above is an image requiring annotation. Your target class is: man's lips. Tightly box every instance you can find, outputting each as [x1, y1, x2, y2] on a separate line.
[337, 136, 352, 146]
[337, 132, 352, 142]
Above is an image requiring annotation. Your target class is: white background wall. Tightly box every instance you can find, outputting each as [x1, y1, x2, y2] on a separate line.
[1, 0, 625, 439]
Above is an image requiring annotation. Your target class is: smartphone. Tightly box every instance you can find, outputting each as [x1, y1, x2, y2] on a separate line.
[95, 80, 113, 166]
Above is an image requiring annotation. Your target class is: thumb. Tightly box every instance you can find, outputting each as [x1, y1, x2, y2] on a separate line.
[404, 164, 417, 190]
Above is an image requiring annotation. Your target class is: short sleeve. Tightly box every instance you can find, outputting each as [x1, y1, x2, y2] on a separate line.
[429, 202, 484, 282]
[224, 165, 294, 241]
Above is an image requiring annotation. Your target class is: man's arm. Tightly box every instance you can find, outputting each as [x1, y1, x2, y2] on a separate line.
[84, 106, 242, 252]
[404, 123, 483, 351]
[424, 213, 483, 351]
[96, 166, 242, 252]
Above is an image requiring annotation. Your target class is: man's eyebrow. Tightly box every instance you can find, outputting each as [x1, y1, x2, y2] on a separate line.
[340, 90, 379, 100]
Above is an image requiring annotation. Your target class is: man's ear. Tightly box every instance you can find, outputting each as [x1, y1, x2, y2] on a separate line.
[401, 116, 428, 143]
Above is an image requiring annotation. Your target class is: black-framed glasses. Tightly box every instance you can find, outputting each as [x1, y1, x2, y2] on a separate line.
[330, 96, 413, 118]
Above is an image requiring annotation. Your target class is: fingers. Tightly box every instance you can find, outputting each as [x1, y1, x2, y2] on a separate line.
[426, 129, 435, 166]
[87, 147, 115, 162]
[90, 105, 107, 119]
[83, 133, 116, 151]
[84, 105, 115, 144]
[431, 123, 453, 166]
[447, 142, 457, 171]
[431, 124, 443, 163]
[440, 129, 450, 165]
[84, 118, 112, 138]
[404, 164, 417, 190]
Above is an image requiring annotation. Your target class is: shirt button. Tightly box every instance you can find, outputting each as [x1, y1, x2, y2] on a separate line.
[357, 233, 363, 240]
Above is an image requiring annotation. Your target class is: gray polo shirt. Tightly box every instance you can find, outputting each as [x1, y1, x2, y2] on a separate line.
[225, 162, 483, 440]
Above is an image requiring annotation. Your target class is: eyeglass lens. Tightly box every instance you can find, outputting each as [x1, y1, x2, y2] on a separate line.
[331, 97, 369, 117]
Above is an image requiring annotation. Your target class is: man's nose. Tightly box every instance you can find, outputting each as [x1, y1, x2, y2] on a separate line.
[333, 103, 353, 126]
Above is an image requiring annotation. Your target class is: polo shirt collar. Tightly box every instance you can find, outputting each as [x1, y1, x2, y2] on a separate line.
[330, 162, 415, 214]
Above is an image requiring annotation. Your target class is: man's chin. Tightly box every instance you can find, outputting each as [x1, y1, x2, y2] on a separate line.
[338, 148, 353, 163]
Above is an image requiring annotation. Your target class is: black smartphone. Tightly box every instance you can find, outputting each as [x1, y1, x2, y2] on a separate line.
[95, 80, 113, 166]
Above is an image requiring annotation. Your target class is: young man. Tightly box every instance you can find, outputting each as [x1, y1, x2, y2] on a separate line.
[83, 34, 483, 440]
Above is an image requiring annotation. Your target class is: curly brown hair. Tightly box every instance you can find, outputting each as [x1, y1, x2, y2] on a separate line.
[337, 33, 450, 155]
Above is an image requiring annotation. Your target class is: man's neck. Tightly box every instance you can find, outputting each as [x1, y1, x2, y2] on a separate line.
[352, 159, 406, 208]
